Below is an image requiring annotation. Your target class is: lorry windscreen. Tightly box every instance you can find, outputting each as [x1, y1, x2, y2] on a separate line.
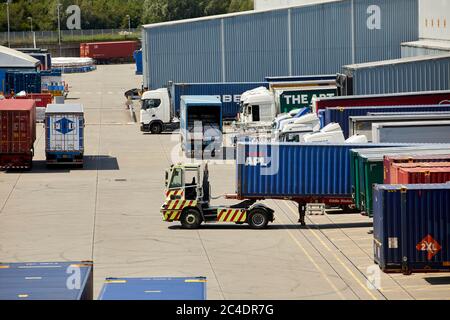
[142, 99, 161, 110]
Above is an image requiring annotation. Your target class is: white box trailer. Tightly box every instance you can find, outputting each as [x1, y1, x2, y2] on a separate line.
[372, 120, 450, 144]
[45, 104, 85, 166]
[350, 113, 450, 141]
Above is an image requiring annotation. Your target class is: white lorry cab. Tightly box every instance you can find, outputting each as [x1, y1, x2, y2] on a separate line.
[140, 88, 180, 134]
[237, 87, 276, 126]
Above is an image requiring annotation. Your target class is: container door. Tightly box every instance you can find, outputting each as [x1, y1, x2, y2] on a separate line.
[11, 111, 30, 154]
[49, 114, 81, 152]
[0, 111, 8, 153]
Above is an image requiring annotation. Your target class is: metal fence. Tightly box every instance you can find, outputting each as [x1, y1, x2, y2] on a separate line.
[0, 28, 140, 44]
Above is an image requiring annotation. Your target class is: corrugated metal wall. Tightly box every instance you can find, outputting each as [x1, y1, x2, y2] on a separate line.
[143, 0, 419, 89]
[343, 55, 450, 95]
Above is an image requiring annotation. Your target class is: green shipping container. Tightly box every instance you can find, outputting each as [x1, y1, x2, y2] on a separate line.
[352, 146, 450, 217]
[278, 87, 336, 113]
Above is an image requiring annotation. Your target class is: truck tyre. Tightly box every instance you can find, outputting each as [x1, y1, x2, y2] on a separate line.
[180, 208, 202, 229]
[150, 122, 163, 134]
[248, 209, 269, 229]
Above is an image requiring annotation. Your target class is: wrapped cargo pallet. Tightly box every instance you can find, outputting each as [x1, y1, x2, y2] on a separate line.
[373, 184, 450, 274]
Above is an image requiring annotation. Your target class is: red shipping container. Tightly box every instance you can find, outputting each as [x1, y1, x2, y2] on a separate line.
[387, 162, 450, 184]
[395, 166, 450, 184]
[80, 43, 86, 57]
[313, 90, 450, 114]
[15, 93, 53, 108]
[80, 41, 138, 61]
[384, 154, 450, 183]
[0, 99, 36, 169]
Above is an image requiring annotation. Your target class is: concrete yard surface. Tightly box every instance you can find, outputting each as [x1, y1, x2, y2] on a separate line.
[0, 64, 449, 300]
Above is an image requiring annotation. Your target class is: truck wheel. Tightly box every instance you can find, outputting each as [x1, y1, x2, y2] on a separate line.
[248, 209, 269, 229]
[180, 209, 202, 229]
[150, 123, 163, 134]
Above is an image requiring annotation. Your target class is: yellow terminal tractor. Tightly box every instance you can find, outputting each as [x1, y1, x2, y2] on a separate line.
[161, 163, 274, 229]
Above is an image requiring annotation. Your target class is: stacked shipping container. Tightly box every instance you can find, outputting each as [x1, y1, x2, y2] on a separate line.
[0, 99, 36, 169]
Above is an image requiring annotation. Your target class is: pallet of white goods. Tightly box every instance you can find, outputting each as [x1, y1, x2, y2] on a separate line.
[51, 57, 96, 73]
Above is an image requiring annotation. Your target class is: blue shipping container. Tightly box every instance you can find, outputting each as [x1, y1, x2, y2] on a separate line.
[171, 82, 269, 119]
[236, 143, 400, 200]
[5, 71, 41, 94]
[373, 184, 450, 274]
[0, 69, 5, 93]
[134, 49, 143, 75]
[0, 261, 93, 300]
[98, 277, 207, 300]
[323, 105, 450, 138]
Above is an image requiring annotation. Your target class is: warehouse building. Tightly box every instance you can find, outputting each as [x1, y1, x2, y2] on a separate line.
[254, 0, 340, 10]
[142, 0, 419, 89]
[340, 54, 450, 95]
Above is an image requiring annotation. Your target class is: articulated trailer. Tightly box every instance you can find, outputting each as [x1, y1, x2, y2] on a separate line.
[161, 143, 403, 229]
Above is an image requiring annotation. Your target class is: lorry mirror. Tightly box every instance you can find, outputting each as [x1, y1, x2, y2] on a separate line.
[165, 171, 169, 187]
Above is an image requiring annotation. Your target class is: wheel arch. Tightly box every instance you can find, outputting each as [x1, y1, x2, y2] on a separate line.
[248, 203, 274, 222]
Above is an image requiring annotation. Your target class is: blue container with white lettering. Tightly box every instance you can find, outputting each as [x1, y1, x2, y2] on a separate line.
[236, 143, 402, 203]
[373, 184, 450, 274]
[171, 82, 269, 120]
[98, 277, 207, 300]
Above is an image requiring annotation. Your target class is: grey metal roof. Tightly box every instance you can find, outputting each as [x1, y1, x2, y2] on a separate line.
[142, 0, 342, 29]
[402, 40, 450, 51]
[0, 45, 40, 68]
[343, 54, 450, 70]
[46, 104, 84, 114]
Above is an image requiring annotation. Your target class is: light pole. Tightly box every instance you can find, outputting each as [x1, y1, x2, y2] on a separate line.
[28, 17, 36, 49]
[126, 15, 131, 33]
[57, 3, 62, 56]
[28, 17, 33, 32]
[6, 0, 11, 48]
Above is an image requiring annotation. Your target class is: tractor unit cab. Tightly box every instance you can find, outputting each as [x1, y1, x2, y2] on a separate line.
[161, 163, 274, 229]
[164, 163, 210, 205]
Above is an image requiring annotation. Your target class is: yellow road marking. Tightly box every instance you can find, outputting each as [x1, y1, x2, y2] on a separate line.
[285, 202, 379, 300]
[274, 212, 346, 300]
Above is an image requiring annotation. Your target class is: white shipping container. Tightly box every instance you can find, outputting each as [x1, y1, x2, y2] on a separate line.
[45, 104, 84, 153]
[372, 120, 450, 143]
[419, 0, 450, 40]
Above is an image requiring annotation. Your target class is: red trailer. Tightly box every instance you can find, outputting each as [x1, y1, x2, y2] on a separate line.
[80, 41, 138, 62]
[395, 165, 450, 184]
[0, 99, 36, 170]
[384, 154, 450, 184]
[313, 90, 450, 113]
[14, 93, 53, 108]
